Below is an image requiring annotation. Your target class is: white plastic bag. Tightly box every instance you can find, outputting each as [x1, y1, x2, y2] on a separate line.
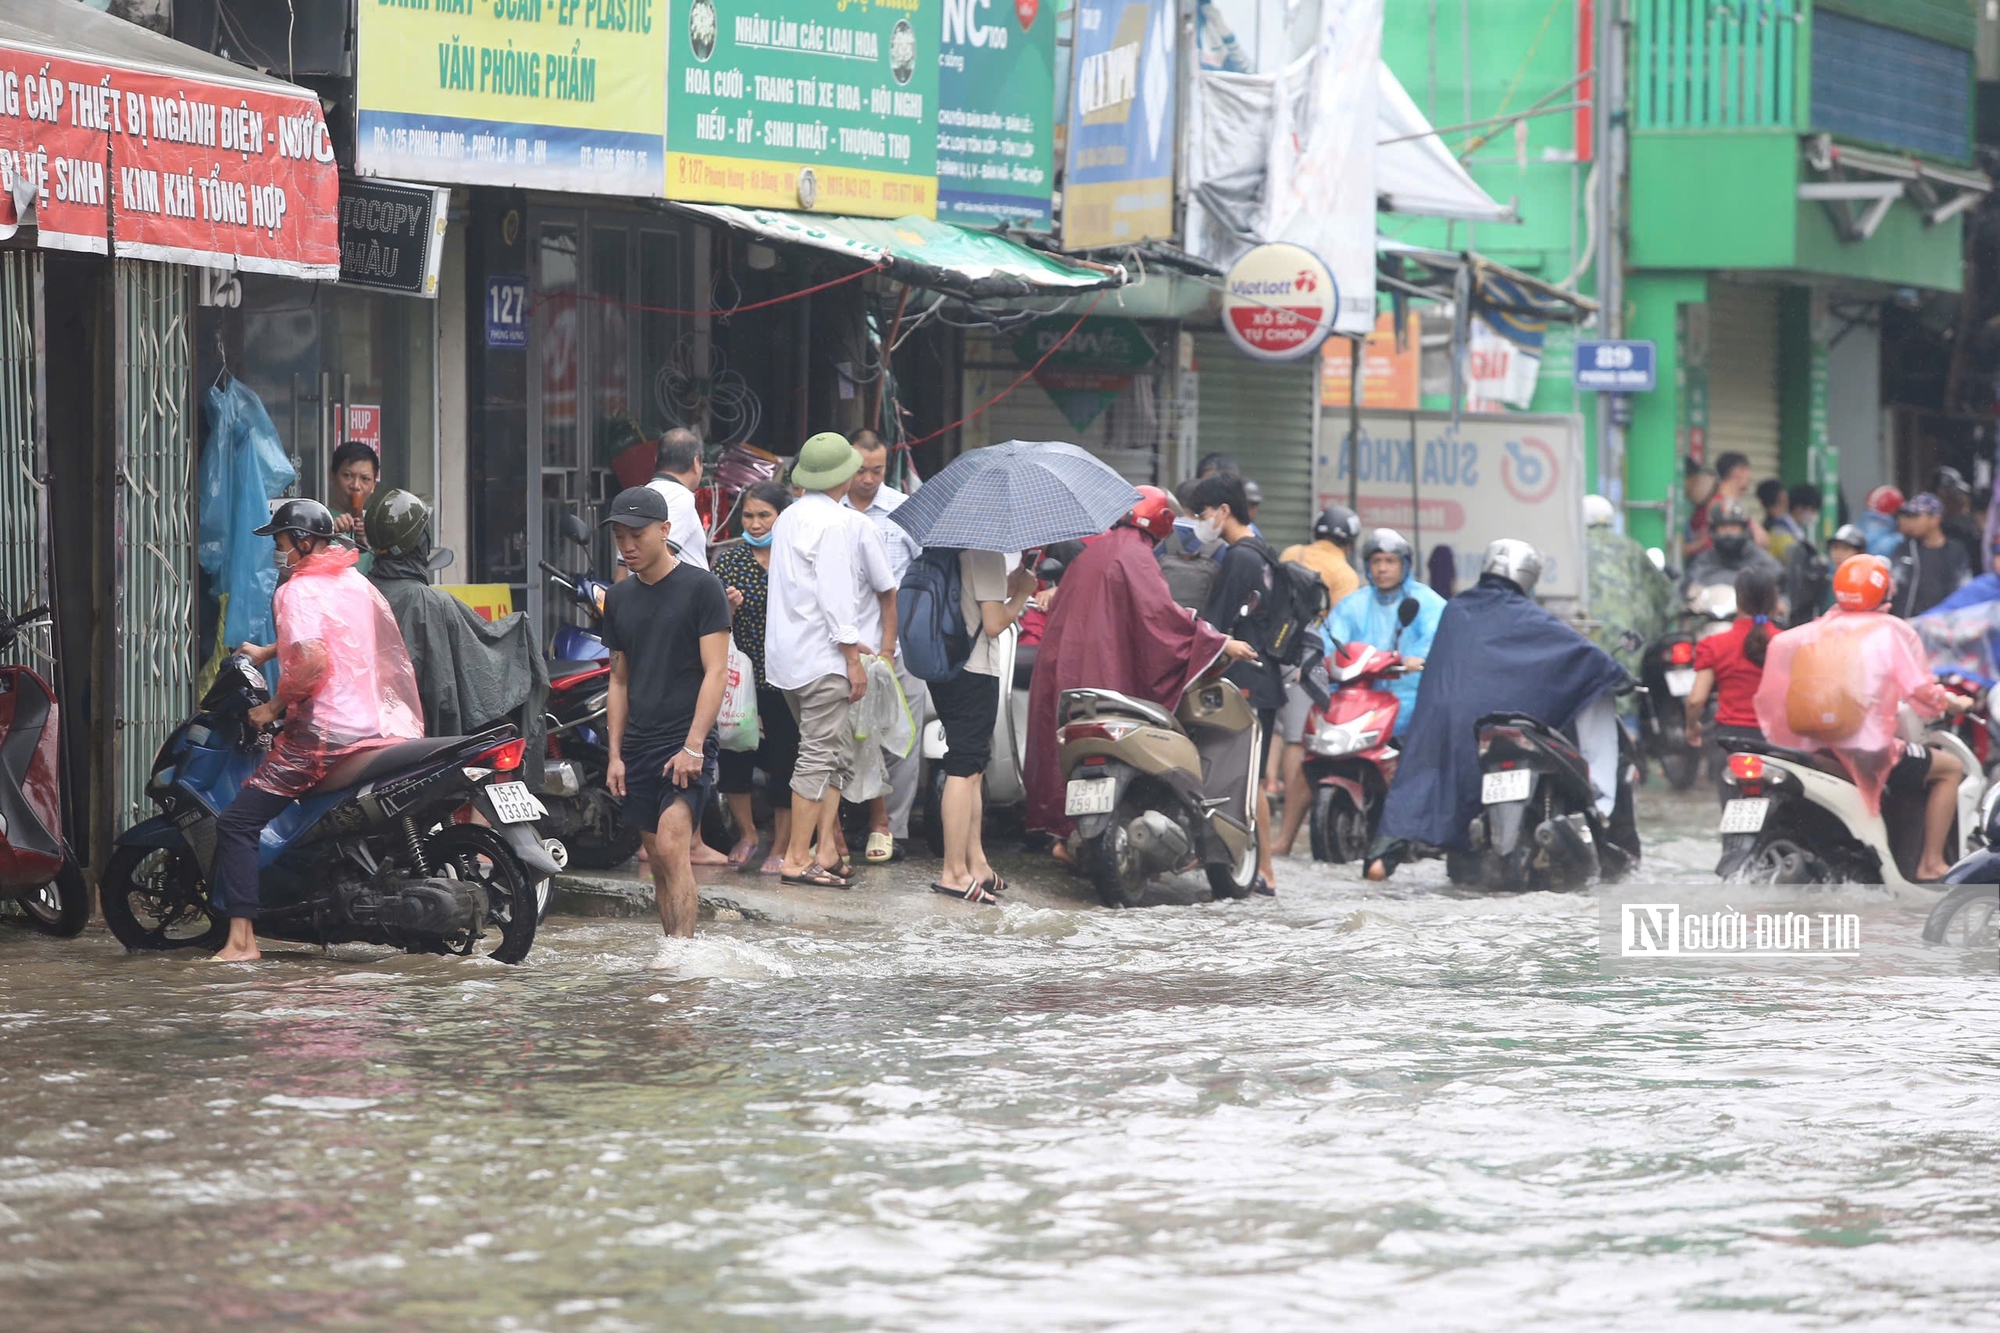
[718, 646, 761, 752]
[852, 656, 915, 758]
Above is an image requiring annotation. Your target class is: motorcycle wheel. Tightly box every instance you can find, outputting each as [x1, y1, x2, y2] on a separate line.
[1308, 786, 1337, 862]
[99, 845, 227, 951]
[424, 824, 539, 964]
[921, 764, 947, 858]
[1726, 837, 1827, 885]
[1923, 884, 1998, 948]
[1657, 747, 1701, 792]
[1081, 821, 1145, 909]
[17, 852, 92, 937]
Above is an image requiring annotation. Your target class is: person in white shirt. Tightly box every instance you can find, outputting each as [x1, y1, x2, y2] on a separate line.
[766, 432, 898, 889]
[841, 430, 926, 863]
[645, 428, 709, 571]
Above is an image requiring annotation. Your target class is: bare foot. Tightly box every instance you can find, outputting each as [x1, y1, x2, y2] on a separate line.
[208, 945, 262, 962]
[1364, 859, 1388, 882]
[1051, 841, 1074, 867]
[1916, 859, 1952, 882]
[689, 842, 730, 866]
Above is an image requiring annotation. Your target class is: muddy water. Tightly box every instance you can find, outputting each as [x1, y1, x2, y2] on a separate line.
[1, 788, 1995, 1331]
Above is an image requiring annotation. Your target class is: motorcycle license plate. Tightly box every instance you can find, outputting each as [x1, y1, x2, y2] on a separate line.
[1719, 797, 1769, 835]
[487, 781, 545, 825]
[1065, 778, 1117, 816]
[1482, 769, 1534, 804]
[1664, 668, 1696, 697]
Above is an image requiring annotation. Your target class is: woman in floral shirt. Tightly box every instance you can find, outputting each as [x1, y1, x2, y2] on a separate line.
[712, 481, 801, 872]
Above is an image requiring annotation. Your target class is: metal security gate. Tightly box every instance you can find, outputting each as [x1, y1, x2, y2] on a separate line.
[1193, 332, 1318, 550]
[1706, 282, 1783, 488]
[0, 250, 51, 674]
[112, 260, 196, 832]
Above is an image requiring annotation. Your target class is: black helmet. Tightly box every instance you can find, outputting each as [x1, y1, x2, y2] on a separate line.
[255, 498, 335, 543]
[364, 488, 431, 559]
[1313, 504, 1361, 546]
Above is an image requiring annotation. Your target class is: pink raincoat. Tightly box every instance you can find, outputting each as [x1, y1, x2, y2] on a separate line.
[1752, 608, 1948, 815]
[249, 545, 424, 797]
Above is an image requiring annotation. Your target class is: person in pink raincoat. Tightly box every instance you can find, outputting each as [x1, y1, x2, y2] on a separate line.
[211, 500, 423, 961]
[1753, 553, 1974, 881]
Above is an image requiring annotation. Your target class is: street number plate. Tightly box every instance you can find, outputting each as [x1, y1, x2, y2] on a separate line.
[1664, 668, 1696, 697]
[1065, 778, 1117, 816]
[1719, 797, 1769, 835]
[1482, 769, 1533, 804]
[487, 781, 544, 825]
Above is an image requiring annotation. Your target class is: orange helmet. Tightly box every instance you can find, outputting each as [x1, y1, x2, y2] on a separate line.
[1866, 485, 1905, 516]
[1833, 553, 1892, 612]
[1123, 485, 1177, 540]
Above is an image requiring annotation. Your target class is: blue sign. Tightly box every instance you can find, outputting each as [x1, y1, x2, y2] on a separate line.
[1574, 340, 1657, 392]
[1062, 0, 1177, 249]
[484, 274, 528, 351]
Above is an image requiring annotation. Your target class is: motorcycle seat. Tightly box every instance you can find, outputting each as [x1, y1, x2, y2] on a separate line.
[1723, 737, 1850, 781]
[549, 659, 608, 682]
[1013, 646, 1038, 694]
[308, 736, 489, 795]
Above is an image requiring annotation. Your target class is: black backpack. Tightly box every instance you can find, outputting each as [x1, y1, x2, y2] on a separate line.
[1245, 541, 1331, 668]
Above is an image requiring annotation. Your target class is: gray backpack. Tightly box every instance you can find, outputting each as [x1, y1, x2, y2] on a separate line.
[1158, 536, 1223, 611]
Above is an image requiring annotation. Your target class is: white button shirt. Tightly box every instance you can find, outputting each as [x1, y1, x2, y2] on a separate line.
[644, 475, 709, 570]
[843, 484, 922, 584]
[765, 491, 896, 691]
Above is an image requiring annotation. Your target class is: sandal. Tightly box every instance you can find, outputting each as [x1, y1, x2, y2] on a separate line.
[932, 879, 998, 905]
[781, 864, 850, 890]
[864, 831, 896, 863]
[977, 873, 1009, 896]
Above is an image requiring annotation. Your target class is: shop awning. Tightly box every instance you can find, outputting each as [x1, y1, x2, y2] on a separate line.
[670, 204, 1127, 299]
[1376, 64, 1516, 225]
[0, 0, 339, 279]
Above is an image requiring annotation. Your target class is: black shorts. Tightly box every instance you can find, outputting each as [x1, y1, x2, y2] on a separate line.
[1885, 741, 1933, 798]
[930, 668, 1000, 779]
[622, 734, 719, 833]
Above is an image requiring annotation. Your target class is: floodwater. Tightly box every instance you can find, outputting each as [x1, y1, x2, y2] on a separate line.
[2, 787, 1996, 1331]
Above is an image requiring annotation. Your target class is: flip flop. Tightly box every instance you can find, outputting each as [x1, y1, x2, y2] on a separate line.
[977, 873, 1009, 896]
[782, 864, 849, 890]
[932, 880, 998, 905]
[864, 831, 896, 863]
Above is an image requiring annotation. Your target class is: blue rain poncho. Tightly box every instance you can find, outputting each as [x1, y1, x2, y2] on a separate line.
[1324, 564, 1446, 738]
[197, 378, 297, 649]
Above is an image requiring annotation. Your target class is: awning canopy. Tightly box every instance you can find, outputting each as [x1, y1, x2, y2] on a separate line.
[0, 0, 339, 278]
[1800, 133, 1992, 242]
[1377, 238, 1598, 324]
[670, 204, 1127, 299]
[1376, 64, 1516, 225]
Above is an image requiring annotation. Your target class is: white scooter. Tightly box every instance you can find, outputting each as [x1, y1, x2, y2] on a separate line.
[1714, 686, 1989, 886]
[919, 623, 1028, 852]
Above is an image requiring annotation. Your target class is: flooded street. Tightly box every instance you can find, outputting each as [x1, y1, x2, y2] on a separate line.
[3, 786, 1996, 1331]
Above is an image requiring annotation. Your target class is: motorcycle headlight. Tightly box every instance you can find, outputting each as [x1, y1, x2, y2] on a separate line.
[1308, 714, 1386, 757]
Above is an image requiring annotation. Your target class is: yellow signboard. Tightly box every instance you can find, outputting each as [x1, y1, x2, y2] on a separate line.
[355, 0, 667, 196]
[441, 584, 517, 623]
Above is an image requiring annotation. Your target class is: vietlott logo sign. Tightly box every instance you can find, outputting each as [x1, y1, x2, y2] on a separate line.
[1619, 903, 1861, 958]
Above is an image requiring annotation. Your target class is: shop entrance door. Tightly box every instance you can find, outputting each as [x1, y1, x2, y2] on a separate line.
[525, 208, 684, 637]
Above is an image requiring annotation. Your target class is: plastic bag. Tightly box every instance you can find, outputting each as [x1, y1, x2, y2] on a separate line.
[197, 377, 298, 651]
[718, 645, 761, 752]
[852, 656, 915, 759]
[1915, 600, 2000, 682]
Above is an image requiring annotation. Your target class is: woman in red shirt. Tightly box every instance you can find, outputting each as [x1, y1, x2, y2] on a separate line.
[1686, 566, 1780, 751]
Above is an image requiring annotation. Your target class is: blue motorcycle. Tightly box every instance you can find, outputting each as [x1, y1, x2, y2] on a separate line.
[99, 655, 560, 962]
[536, 513, 635, 869]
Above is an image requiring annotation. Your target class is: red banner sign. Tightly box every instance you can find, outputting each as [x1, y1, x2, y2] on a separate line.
[0, 46, 337, 278]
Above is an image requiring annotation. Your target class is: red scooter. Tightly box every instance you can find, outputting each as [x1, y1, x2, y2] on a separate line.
[0, 606, 89, 935]
[1304, 599, 1419, 863]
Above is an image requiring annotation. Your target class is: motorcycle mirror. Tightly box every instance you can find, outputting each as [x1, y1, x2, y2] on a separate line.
[561, 514, 591, 548]
[427, 547, 456, 573]
[1398, 597, 1420, 628]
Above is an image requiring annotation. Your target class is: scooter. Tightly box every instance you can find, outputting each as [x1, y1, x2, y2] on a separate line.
[1926, 782, 2000, 946]
[1638, 578, 1738, 790]
[0, 606, 90, 936]
[1713, 683, 1988, 886]
[101, 654, 559, 961]
[1456, 709, 1641, 891]
[537, 514, 635, 869]
[1304, 598, 1419, 863]
[1057, 674, 1261, 908]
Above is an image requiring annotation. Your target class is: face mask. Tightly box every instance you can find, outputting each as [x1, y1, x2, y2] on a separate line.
[274, 543, 298, 573]
[743, 530, 774, 549]
[1192, 516, 1223, 545]
[1713, 532, 1749, 561]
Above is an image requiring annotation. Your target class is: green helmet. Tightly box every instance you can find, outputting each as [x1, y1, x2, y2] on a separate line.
[364, 487, 431, 559]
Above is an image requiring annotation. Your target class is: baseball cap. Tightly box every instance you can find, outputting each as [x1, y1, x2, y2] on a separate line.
[601, 486, 672, 528]
[1897, 492, 1944, 518]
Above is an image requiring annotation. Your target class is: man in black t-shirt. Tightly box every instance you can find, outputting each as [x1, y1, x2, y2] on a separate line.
[1186, 470, 1283, 893]
[600, 487, 734, 940]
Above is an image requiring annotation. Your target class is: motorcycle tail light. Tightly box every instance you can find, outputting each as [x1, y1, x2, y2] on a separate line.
[476, 738, 526, 772]
[1669, 641, 1695, 666]
[1477, 725, 1524, 756]
[1727, 753, 1764, 782]
[1059, 719, 1142, 744]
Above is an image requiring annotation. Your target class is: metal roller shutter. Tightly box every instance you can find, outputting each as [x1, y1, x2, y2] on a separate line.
[960, 329, 1172, 487]
[1705, 283, 1782, 489]
[1193, 332, 1317, 549]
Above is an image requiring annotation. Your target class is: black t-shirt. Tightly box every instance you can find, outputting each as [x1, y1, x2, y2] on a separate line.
[599, 561, 733, 758]
[1201, 538, 1286, 710]
[1892, 537, 1970, 619]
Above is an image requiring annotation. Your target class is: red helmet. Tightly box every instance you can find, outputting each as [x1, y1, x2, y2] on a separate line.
[1123, 485, 1177, 540]
[1866, 485, 1905, 516]
[1833, 553, 1892, 612]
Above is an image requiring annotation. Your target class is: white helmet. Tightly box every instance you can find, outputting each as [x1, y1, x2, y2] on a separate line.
[1583, 494, 1616, 528]
[1481, 538, 1544, 594]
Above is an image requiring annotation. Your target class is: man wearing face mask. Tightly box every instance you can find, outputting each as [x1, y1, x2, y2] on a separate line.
[1682, 499, 1781, 595]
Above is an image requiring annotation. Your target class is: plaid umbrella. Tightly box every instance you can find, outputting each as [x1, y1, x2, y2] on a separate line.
[887, 440, 1140, 552]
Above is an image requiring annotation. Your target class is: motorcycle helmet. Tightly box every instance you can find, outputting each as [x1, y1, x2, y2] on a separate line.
[254, 497, 335, 543]
[1123, 485, 1178, 540]
[1709, 499, 1752, 560]
[364, 487, 432, 559]
[1480, 538, 1543, 594]
[1359, 527, 1414, 574]
[1828, 523, 1867, 557]
[1242, 479, 1263, 510]
[1583, 494, 1616, 528]
[1312, 504, 1361, 547]
[1833, 552, 1892, 612]
[1866, 485, 1905, 516]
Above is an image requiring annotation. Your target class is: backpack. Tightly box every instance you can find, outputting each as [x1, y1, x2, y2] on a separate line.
[1784, 628, 1867, 741]
[897, 548, 974, 684]
[1246, 542, 1332, 668]
[1159, 534, 1223, 611]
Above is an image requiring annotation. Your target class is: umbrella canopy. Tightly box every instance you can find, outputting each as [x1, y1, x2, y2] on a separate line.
[888, 441, 1140, 552]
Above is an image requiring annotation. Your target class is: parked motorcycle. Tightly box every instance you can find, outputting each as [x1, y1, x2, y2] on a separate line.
[537, 514, 636, 869]
[1714, 679, 1988, 886]
[1305, 598, 1419, 863]
[1057, 676, 1261, 908]
[100, 654, 557, 961]
[1454, 709, 1641, 891]
[0, 606, 90, 936]
[1638, 579, 1738, 790]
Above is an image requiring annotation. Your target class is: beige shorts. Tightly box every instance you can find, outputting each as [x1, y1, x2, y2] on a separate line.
[785, 674, 856, 802]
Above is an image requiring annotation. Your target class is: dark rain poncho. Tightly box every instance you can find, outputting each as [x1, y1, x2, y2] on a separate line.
[1378, 574, 1627, 851]
[369, 544, 549, 778]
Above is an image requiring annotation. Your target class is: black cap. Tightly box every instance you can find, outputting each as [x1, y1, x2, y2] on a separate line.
[601, 486, 672, 528]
